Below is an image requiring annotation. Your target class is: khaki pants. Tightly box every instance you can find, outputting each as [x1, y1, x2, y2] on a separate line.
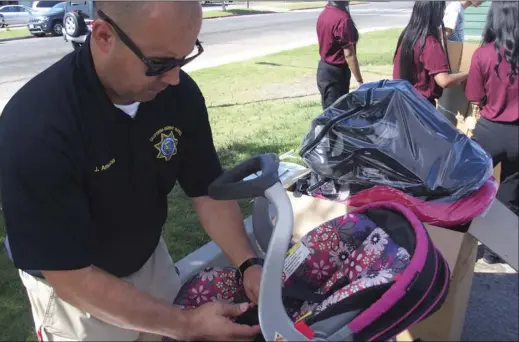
[19, 238, 182, 341]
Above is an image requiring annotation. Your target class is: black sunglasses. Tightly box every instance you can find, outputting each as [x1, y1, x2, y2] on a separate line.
[96, 10, 204, 77]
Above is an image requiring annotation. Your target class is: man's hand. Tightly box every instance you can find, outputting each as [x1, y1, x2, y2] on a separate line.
[42, 266, 191, 340]
[186, 302, 261, 341]
[242, 265, 263, 304]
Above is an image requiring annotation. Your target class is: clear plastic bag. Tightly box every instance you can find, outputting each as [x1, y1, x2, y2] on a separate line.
[299, 80, 493, 202]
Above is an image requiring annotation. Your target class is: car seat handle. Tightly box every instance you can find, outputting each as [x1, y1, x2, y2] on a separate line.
[208, 153, 280, 200]
[209, 153, 310, 341]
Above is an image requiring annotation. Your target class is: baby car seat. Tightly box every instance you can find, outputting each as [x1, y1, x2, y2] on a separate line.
[165, 154, 451, 342]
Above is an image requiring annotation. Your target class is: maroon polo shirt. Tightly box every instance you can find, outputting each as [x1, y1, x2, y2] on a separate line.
[316, 4, 358, 66]
[393, 35, 450, 101]
[465, 43, 519, 123]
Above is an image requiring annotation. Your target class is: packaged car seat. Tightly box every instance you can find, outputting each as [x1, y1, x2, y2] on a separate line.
[165, 154, 451, 342]
[293, 173, 498, 228]
[298, 79, 493, 203]
[294, 79, 496, 227]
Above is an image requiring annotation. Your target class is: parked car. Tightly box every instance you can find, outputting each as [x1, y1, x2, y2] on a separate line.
[64, 0, 90, 14]
[31, 1, 62, 13]
[27, 1, 66, 37]
[62, 0, 94, 49]
[0, 4, 32, 26]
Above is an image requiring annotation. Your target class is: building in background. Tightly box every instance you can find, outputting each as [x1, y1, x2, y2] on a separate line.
[464, 1, 490, 40]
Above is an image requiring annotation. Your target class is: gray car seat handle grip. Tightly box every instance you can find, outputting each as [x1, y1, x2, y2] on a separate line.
[208, 153, 280, 200]
[259, 184, 312, 341]
[207, 153, 311, 340]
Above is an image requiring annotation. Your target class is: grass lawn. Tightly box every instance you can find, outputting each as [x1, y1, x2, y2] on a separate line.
[0, 27, 31, 40]
[203, 8, 273, 18]
[194, 27, 402, 108]
[0, 28, 400, 341]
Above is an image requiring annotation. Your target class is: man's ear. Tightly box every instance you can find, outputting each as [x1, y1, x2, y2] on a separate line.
[91, 20, 116, 53]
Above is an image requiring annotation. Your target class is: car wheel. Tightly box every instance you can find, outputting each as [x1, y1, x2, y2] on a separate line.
[51, 20, 63, 36]
[64, 12, 80, 37]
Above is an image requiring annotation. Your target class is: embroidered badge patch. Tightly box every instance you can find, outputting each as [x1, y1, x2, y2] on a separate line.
[154, 132, 178, 161]
[150, 125, 182, 162]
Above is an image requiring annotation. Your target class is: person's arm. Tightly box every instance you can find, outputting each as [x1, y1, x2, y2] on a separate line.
[434, 71, 468, 88]
[336, 17, 363, 85]
[44, 267, 261, 341]
[42, 267, 190, 340]
[465, 50, 485, 106]
[423, 36, 468, 89]
[344, 46, 363, 85]
[176, 83, 256, 268]
[0, 120, 191, 341]
[192, 197, 256, 267]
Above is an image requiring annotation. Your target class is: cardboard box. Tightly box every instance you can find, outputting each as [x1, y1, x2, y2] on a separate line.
[437, 41, 481, 136]
[396, 232, 478, 341]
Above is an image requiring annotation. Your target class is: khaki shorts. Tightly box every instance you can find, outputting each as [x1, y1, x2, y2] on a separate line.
[19, 238, 182, 341]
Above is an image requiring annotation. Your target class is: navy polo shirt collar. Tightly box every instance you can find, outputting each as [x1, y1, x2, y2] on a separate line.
[76, 34, 134, 122]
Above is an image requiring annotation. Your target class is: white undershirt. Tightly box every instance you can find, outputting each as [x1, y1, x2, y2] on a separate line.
[114, 102, 141, 119]
[443, 1, 464, 42]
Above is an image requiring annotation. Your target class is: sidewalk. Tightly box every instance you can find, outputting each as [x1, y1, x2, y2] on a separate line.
[185, 25, 401, 72]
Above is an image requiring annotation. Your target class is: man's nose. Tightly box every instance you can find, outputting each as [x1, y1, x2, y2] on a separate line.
[160, 67, 181, 86]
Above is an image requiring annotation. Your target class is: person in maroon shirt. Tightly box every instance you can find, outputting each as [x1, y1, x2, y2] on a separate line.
[393, 1, 467, 108]
[316, 1, 363, 110]
[465, 1, 519, 264]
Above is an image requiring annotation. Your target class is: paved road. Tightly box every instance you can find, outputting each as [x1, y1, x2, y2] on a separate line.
[0, 1, 413, 109]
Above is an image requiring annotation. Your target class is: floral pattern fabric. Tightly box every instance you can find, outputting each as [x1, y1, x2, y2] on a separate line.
[167, 212, 412, 341]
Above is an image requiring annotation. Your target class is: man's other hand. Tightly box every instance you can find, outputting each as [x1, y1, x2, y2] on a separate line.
[186, 302, 261, 341]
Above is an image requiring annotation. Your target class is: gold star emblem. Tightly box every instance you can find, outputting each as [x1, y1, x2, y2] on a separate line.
[154, 132, 178, 161]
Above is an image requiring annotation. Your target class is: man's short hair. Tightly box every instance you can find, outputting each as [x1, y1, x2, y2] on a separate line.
[94, 1, 149, 29]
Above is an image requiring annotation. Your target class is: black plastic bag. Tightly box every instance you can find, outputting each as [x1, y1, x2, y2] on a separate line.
[299, 80, 493, 202]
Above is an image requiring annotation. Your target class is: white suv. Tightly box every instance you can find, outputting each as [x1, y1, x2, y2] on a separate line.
[62, 1, 94, 49]
[31, 1, 62, 13]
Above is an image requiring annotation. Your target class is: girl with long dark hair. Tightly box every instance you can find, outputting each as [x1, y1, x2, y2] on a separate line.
[392, 1, 467, 106]
[316, 1, 363, 109]
[465, 1, 519, 264]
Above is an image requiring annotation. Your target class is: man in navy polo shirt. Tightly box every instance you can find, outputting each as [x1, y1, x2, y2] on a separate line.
[0, 1, 262, 341]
